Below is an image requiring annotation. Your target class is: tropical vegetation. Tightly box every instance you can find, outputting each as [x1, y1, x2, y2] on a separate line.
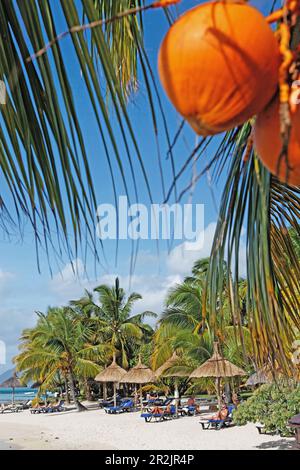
[233, 382, 300, 436]
[1, 1, 300, 376]
[14, 246, 300, 412]
[151, 258, 253, 396]
[14, 278, 156, 409]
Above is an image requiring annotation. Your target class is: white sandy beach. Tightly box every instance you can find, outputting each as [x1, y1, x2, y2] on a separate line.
[0, 403, 297, 450]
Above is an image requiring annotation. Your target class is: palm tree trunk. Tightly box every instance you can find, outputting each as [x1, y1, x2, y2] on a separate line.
[216, 377, 222, 411]
[68, 370, 87, 412]
[174, 380, 179, 418]
[140, 386, 143, 411]
[224, 381, 231, 404]
[84, 378, 93, 401]
[64, 377, 70, 404]
[113, 382, 117, 408]
[103, 383, 107, 400]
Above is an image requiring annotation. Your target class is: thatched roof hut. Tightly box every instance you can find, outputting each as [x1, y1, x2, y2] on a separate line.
[155, 351, 186, 417]
[0, 374, 24, 404]
[189, 342, 246, 410]
[94, 354, 127, 407]
[0, 375, 24, 389]
[245, 368, 272, 387]
[120, 356, 156, 408]
[120, 357, 156, 384]
[189, 343, 246, 379]
[94, 355, 127, 383]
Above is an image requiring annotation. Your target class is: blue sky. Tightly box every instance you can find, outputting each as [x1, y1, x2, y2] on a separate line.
[0, 0, 276, 374]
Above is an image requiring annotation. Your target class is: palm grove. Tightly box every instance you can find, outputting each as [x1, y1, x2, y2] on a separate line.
[14, 259, 257, 409]
[1, 1, 300, 400]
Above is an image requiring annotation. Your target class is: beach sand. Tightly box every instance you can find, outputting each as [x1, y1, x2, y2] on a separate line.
[0, 404, 296, 450]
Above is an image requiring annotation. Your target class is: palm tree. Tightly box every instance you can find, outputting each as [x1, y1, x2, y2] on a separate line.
[91, 278, 157, 368]
[152, 321, 251, 397]
[14, 307, 110, 411]
[152, 258, 253, 395]
[1, 0, 299, 371]
[153, 256, 253, 389]
[163, 258, 247, 336]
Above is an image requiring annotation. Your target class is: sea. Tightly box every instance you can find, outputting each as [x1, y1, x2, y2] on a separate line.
[0, 387, 38, 404]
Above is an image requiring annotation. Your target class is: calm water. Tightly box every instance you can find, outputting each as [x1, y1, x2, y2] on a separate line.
[0, 387, 38, 404]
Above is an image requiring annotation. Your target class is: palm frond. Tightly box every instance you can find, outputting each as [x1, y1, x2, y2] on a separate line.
[204, 122, 300, 372]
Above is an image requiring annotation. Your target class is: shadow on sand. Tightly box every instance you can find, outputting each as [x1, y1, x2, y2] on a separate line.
[255, 438, 298, 450]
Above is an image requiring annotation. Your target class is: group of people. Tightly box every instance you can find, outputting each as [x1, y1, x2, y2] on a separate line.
[31, 399, 63, 413]
[145, 390, 240, 421]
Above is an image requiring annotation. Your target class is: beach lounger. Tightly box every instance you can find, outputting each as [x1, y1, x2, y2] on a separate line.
[43, 400, 65, 413]
[30, 403, 50, 414]
[30, 407, 44, 414]
[17, 400, 32, 410]
[146, 397, 168, 407]
[99, 395, 122, 408]
[256, 422, 266, 434]
[163, 405, 177, 419]
[104, 399, 134, 414]
[141, 412, 165, 422]
[179, 404, 199, 416]
[141, 405, 177, 422]
[200, 405, 235, 430]
[145, 398, 172, 412]
[0, 404, 20, 414]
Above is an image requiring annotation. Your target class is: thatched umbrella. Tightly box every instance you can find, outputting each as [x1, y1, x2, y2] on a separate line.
[245, 367, 272, 387]
[189, 342, 246, 410]
[0, 374, 24, 404]
[155, 351, 187, 416]
[120, 356, 157, 408]
[94, 354, 127, 407]
[245, 362, 289, 387]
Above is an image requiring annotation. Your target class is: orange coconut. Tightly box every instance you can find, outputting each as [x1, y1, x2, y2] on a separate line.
[158, 1, 280, 136]
[254, 96, 300, 187]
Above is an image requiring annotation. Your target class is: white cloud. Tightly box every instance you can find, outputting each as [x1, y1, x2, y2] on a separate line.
[94, 272, 181, 319]
[0, 268, 15, 298]
[48, 260, 180, 321]
[0, 307, 37, 372]
[128, 274, 182, 318]
[167, 222, 217, 275]
[0, 269, 14, 281]
[49, 258, 98, 302]
[166, 222, 247, 279]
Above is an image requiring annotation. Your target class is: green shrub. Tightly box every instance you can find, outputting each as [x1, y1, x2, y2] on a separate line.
[233, 382, 300, 436]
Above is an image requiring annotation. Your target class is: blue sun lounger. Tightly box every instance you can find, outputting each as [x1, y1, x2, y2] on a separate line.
[141, 412, 165, 422]
[104, 399, 134, 414]
[141, 405, 177, 422]
[200, 405, 235, 430]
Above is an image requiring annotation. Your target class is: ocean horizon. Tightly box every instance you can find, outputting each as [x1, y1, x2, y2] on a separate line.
[0, 387, 38, 404]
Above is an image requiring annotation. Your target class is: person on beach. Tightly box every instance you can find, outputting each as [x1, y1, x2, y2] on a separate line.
[209, 404, 229, 421]
[187, 396, 200, 413]
[232, 392, 240, 407]
[32, 401, 49, 412]
[150, 405, 163, 414]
